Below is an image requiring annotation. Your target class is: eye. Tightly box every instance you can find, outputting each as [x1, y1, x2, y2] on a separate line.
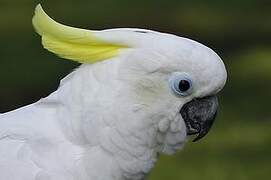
[169, 72, 193, 96]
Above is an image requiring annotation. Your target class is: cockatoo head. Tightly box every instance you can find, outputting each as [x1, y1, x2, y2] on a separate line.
[113, 32, 226, 153]
[33, 5, 227, 154]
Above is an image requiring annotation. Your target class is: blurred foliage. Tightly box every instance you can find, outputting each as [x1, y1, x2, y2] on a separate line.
[0, 0, 270, 179]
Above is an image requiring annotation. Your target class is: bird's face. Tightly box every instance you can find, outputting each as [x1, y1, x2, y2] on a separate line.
[33, 5, 227, 154]
[118, 33, 227, 150]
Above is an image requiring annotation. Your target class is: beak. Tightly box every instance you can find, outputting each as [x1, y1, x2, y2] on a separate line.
[180, 96, 218, 142]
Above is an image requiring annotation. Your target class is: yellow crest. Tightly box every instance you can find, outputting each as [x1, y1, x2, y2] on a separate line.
[32, 4, 128, 64]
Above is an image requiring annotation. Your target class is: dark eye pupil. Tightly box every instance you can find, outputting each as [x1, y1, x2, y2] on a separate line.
[178, 80, 190, 92]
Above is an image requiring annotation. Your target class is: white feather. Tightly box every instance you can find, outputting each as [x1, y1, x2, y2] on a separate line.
[0, 27, 227, 180]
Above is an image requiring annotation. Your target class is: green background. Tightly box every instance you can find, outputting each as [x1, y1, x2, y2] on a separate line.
[0, 0, 270, 179]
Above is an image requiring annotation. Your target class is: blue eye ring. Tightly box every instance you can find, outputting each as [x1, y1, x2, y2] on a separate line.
[169, 72, 193, 96]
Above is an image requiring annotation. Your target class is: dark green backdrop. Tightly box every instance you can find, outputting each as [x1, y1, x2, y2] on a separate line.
[0, 0, 270, 179]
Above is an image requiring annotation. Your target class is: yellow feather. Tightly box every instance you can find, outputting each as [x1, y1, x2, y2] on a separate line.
[32, 4, 127, 63]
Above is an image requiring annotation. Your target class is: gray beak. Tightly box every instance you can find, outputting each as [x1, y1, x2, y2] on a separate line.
[180, 96, 218, 142]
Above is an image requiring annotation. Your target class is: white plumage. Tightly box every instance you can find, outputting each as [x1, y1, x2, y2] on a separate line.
[0, 4, 227, 180]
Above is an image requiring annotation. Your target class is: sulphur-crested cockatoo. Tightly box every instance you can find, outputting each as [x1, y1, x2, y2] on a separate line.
[0, 4, 227, 180]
